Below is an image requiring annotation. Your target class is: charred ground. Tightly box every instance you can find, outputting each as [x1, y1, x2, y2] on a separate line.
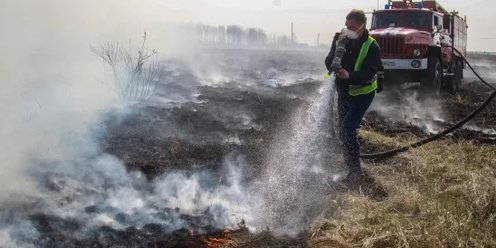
[23, 49, 496, 247]
[101, 49, 495, 247]
[102, 79, 320, 179]
[104, 50, 496, 177]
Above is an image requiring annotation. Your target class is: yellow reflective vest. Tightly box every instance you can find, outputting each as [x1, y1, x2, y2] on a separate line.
[348, 36, 378, 96]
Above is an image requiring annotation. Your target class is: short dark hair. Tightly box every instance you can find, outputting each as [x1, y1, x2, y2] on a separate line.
[346, 9, 367, 25]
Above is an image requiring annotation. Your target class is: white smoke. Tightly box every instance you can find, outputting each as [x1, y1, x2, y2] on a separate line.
[153, 155, 257, 229]
[0, 0, 257, 246]
[369, 90, 446, 134]
[31, 153, 254, 230]
[0, 0, 343, 245]
[0, 1, 116, 201]
[464, 58, 496, 86]
[0, 0, 208, 201]
[0, 228, 35, 248]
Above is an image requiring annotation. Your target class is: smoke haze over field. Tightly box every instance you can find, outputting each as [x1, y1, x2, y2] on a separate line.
[0, 1, 262, 246]
[152, 0, 496, 51]
[0, 0, 108, 200]
[0, 0, 222, 196]
[3, 0, 494, 52]
[0, 0, 329, 245]
[2, 0, 495, 246]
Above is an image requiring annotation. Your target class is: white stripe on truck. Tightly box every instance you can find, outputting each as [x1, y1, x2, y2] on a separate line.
[382, 58, 428, 70]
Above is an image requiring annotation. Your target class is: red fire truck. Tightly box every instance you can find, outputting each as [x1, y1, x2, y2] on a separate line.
[370, 0, 468, 94]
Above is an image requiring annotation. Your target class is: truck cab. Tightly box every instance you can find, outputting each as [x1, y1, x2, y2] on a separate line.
[370, 0, 468, 94]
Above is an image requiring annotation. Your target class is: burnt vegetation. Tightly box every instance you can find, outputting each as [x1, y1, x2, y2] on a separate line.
[91, 32, 166, 101]
[98, 49, 495, 247]
[18, 48, 496, 247]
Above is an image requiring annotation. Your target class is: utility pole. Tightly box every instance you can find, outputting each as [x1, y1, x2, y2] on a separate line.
[315, 33, 320, 47]
[291, 22, 294, 46]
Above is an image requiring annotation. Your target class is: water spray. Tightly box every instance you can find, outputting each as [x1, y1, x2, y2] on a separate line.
[256, 71, 337, 235]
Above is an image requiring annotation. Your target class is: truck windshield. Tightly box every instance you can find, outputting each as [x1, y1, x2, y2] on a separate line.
[372, 11, 432, 29]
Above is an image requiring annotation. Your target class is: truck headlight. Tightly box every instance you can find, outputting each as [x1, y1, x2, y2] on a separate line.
[413, 48, 422, 57]
[411, 60, 421, 68]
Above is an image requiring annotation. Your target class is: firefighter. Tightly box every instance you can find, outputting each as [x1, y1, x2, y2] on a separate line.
[325, 9, 382, 185]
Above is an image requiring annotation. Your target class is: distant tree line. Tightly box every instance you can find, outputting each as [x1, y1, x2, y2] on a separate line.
[192, 24, 296, 47]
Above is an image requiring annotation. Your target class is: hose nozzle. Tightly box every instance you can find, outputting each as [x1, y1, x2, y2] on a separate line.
[329, 36, 348, 74]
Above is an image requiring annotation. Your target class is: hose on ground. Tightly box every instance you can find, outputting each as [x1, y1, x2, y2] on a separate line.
[360, 48, 496, 159]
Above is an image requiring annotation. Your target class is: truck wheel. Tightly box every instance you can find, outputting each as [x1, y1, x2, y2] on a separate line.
[454, 60, 463, 91]
[445, 60, 462, 93]
[421, 56, 442, 96]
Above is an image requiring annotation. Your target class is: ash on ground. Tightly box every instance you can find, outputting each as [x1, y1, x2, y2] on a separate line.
[3, 48, 495, 248]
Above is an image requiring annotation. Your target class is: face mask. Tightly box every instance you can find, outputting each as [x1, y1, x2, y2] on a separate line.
[342, 25, 364, 40]
[346, 29, 359, 39]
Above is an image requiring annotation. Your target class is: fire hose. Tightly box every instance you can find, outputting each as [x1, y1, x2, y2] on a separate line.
[360, 46, 496, 159]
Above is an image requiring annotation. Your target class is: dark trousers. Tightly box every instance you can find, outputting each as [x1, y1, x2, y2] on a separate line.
[337, 90, 375, 174]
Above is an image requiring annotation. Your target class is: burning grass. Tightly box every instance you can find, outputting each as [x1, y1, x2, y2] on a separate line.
[309, 130, 496, 247]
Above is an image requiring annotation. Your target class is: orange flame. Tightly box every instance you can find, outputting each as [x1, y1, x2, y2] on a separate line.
[202, 229, 232, 248]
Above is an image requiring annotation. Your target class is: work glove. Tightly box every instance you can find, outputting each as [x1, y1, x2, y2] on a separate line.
[377, 81, 383, 93]
[376, 65, 384, 93]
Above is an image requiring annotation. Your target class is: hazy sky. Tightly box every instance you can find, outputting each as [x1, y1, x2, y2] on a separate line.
[153, 0, 495, 51]
[1, 0, 495, 52]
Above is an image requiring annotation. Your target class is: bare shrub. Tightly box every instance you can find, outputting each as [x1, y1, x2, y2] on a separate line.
[92, 31, 165, 101]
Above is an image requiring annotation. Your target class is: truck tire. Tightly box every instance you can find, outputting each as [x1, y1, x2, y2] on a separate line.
[454, 59, 463, 91]
[421, 56, 442, 96]
[445, 59, 462, 93]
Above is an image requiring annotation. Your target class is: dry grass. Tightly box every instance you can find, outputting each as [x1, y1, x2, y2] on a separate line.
[309, 130, 496, 247]
[225, 230, 307, 248]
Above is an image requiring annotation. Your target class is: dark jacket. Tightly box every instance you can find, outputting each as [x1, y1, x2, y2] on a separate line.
[325, 30, 381, 94]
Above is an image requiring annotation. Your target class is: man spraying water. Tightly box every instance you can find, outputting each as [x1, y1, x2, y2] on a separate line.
[325, 9, 382, 186]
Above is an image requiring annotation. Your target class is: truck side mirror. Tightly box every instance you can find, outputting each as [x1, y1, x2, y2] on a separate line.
[443, 14, 452, 32]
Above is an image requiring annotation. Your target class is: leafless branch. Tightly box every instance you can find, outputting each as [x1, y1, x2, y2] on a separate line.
[91, 31, 165, 101]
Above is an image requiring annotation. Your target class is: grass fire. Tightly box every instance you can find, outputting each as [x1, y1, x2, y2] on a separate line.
[1, 0, 496, 247]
